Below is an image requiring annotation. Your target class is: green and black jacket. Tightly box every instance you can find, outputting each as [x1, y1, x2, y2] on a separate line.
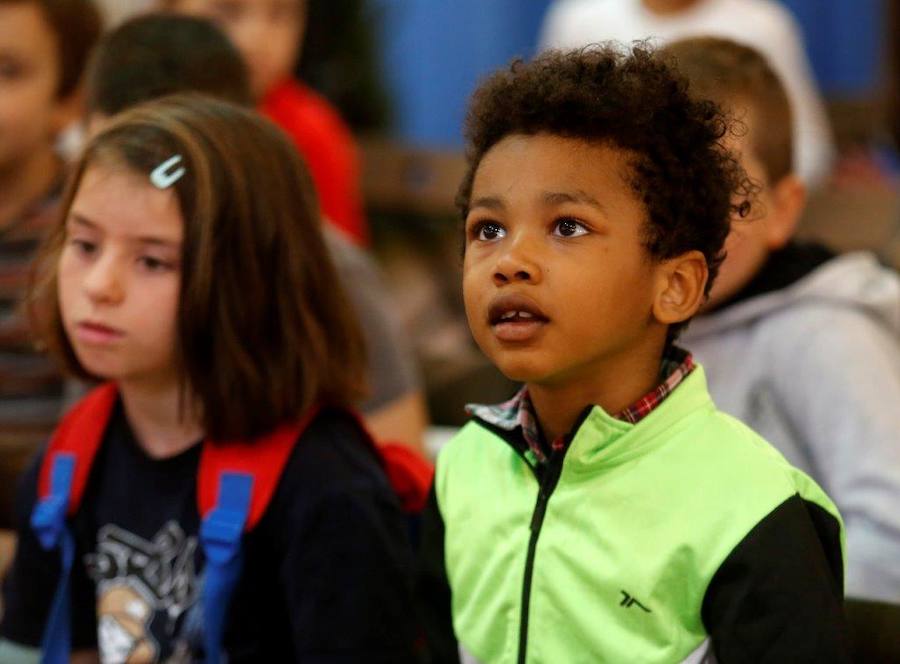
[418, 367, 850, 663]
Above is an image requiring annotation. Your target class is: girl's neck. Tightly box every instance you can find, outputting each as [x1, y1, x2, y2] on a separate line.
[119, 380, 204, 459]
[0, 147, 61, 229]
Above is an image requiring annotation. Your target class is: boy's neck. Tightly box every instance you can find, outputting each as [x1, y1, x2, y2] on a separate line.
[0, 147, 61, 229]
[527, 349, 664, 444]
[119, 379, 204, 460]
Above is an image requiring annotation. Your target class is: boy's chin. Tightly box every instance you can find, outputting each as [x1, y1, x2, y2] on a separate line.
[491, 358, 552, 385]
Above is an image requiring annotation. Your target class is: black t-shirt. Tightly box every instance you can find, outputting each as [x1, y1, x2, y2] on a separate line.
[0, 402, 420, 662]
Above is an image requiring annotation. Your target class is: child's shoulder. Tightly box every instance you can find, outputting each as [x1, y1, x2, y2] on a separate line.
[284, 406, 387, 490]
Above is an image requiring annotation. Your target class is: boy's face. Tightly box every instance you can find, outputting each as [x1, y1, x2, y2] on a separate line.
[463, 133, 669, 388]
[704, 115, 801, 310]
[173, 0, 305, 100]
[0, 3, 69, 171]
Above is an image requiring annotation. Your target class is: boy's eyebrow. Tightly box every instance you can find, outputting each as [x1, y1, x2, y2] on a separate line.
[542, 190, 607, 212]
[469, 195, 504, 211]
[67, 212, 181, 248]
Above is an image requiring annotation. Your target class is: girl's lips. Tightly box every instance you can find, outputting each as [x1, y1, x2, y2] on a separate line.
[75, 321, 124, 345]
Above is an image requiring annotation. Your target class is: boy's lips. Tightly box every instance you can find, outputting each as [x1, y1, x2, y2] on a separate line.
[487, 294, 549, 342]
[75, 320, 125, 345]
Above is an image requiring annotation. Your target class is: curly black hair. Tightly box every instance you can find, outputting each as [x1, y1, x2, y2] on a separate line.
[458, 43, 753, 315]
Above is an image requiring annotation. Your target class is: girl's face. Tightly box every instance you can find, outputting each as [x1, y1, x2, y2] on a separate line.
[58, 163, 183, 390]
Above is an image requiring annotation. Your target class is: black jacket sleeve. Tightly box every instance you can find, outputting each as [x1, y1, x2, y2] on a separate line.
[0, 452, 96, 649]
[702, 494, 852, 663]
[416, 484, 459, 664]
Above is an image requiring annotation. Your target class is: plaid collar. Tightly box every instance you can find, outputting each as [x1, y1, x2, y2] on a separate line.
[466, 347, 695, 465]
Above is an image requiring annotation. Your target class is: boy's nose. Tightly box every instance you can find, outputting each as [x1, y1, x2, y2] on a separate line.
[492, 240, 542, 286]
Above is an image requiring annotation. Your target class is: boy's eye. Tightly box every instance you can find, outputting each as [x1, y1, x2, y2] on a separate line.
[473, 221, 506, 242]
[552, 217, 588, 238]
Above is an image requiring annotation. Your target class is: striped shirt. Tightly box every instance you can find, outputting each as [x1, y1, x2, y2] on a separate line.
[0, 183, 64, 525]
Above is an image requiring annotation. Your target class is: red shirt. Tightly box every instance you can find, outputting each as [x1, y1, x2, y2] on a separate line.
[261, 78, 368, 245]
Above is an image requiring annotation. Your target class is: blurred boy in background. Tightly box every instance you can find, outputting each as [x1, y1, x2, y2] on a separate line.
[164, 0, 369, 247]
[668, 37, 900, 604]
[0, 0, 101, 528]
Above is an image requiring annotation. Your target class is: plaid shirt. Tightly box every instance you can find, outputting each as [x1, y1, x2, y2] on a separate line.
[467, 347, 695, 466]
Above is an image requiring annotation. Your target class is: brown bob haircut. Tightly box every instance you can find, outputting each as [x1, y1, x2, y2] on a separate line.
[0, 0, 103, 99]
[662, 36, 794, 184]
[31, 94, 367, 440]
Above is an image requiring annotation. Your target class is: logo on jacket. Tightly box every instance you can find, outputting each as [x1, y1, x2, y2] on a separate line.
[620, 590, 651, 612]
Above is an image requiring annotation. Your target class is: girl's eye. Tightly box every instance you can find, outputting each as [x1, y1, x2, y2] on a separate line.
[69, 238, 97, 257]
[138, 256, 174, 272]
[553, 217, 589, 238]
[473, 221, 506, 242]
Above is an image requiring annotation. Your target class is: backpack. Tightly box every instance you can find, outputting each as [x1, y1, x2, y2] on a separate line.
[30, 383, 432, 664]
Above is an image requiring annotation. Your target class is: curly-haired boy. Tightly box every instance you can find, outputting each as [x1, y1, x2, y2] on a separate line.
[418, 44, 851, 663]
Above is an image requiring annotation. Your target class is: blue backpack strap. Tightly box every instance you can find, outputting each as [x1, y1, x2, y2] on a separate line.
[199, 471, 254, 664]
[30, 453, 77, 664]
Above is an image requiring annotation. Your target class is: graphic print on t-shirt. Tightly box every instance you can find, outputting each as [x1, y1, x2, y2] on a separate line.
[85, 521, 201, 663]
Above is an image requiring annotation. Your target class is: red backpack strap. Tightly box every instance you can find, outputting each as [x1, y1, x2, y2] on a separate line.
[342, 409, 435, 514]
[37, 383, 118, 514]
[379, 443, 434, 514]
[196, 404, 321, 530]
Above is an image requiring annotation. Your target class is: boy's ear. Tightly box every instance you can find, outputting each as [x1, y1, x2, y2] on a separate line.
[653, 250, 708, 325]
[766, 173, 806, 249]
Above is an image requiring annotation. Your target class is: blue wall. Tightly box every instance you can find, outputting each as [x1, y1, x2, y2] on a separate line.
[783, 0, 885, 96]
[373, 0, 552, 147]
[374, 0, 886, 147]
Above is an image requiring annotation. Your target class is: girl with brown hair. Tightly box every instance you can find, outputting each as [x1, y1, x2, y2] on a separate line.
[0, 94, 421, 663]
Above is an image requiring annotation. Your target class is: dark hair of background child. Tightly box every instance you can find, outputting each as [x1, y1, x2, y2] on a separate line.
[661, 37, 793, 184]
[457, 44, 754, 314]
[30, 95, 367, 440]
[86, 12, 253, 116]
[0, 0, 103, 98]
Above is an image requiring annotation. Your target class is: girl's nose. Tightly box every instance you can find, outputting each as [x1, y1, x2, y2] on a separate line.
[83, 255, 125, 305]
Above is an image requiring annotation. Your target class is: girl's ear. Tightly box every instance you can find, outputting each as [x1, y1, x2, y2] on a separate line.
[652, 250, 708, 325]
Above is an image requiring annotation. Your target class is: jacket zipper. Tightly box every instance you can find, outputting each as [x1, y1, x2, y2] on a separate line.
[517, 447, 566, 664]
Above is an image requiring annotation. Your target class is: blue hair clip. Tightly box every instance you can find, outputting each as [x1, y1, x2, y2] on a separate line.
[150, 155, 186, 189]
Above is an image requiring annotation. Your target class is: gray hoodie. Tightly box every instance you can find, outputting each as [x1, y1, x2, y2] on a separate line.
[682, 251, 900, 603]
